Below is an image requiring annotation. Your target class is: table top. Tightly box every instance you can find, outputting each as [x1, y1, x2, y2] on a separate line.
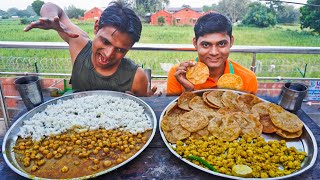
[0, 95, 319, 180]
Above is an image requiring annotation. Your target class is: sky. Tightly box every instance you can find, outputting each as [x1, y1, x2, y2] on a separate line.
[0, 0, 308, 11]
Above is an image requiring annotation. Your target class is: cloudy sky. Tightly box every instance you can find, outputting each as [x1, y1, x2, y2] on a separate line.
[1, 0, 307, 11]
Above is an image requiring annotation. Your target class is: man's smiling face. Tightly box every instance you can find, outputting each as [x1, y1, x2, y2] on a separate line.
[91, 25, 133, 72]
[193, 31, 234, 70]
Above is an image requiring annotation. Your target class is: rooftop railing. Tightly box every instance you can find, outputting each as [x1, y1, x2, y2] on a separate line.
[1, 41, 320, 80]
[1, 41, 320, 131]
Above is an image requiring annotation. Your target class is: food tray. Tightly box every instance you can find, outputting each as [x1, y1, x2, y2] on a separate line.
[159, 89, 317, 179]
[2, 90, 157, 179]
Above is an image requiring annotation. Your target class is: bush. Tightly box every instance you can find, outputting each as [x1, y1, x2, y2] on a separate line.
[20, 18, 31, 25]
[20, 17, 39, 25]
[157, 16, 165, 26]
[242, 2, 276, 28]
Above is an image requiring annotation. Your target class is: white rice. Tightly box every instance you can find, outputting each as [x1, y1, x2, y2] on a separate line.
[18, 95, 152, 141]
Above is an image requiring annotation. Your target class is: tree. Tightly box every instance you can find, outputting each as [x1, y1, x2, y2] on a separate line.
[7, 7, 19, 16]
[134, 0, 169, 16]
[242, 2, 276, 28]
[265, 0, 285, 13]
[182, 4, 191, 8]
[300, 0, 320, 33]
[16, 10, 32, 18]
[157, 16, 165, 25]
[216, 0, 250, 23]
[203, 4, 219, 12]
[65, 5, 85, 19]
[0, 9, 9, 19]
[276, 5, 300, 24]
[32, 0, 44, 16]
[26, 5, 37, 16]
[0, 9, 7, 15]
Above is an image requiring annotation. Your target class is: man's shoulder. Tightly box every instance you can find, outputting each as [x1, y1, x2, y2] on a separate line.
[120, 57, 134, 64]
[121, 57, 139, 70]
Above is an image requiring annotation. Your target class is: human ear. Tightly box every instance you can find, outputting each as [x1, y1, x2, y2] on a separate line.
[230, 36, 234, 47]
[192, 37, 197, 49]
[94, 20, 99, 35]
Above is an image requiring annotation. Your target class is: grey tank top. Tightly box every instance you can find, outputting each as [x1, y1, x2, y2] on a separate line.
[71, 41, 138, 92]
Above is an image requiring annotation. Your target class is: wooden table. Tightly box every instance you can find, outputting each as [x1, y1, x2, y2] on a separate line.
[0, 95, 319, 180]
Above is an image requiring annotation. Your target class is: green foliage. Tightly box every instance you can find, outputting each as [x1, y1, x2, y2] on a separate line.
[276, 5, 300, 24]
[265, 0, 284, 13]
[203, 4, 218, 12]
[0, 10, 7, 16]
[0, 10, 9, 19]
[182, 4, 191, 8]
[133, 0, 169, 15]
[157, 16, 165, 25]
[64, 5, 85, 19]
[20, 16, 38, 25]
[300, 0, 320, 33]
[16, 10, 32, 18]
[20, 18, 32, 25]
[242, 2, 276, 28]
[0, 20, 319, 76]
[26, 5, 37, 16]
[1, 15, 9, 19]
[7, 8, 19, 16]
[216, 0, 250, 23]
[31, 0, 44, 16]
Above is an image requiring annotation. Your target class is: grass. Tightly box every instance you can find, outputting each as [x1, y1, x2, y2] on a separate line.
[0, 19, 319, 77]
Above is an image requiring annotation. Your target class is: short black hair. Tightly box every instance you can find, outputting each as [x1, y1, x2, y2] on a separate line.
[98, 1, 142, 43]
[194, 12, 232, 41]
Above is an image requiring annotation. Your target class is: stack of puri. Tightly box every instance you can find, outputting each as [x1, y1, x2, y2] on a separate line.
[161, 90, 304, 144]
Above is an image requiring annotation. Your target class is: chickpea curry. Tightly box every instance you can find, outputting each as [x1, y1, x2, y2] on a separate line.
[14, 128, 151, 179]
[175, 135, 306, 178]
[161, 90, 307, 178]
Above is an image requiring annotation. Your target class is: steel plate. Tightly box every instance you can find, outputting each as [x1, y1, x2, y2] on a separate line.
[159, 89, 318, 179]
[2, 90, 157, 179]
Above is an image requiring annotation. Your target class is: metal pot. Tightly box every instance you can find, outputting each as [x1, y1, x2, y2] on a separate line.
[277, 82, 308, 112]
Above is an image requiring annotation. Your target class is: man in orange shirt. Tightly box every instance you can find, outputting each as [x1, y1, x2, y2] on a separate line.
[166, 12, 258, 96]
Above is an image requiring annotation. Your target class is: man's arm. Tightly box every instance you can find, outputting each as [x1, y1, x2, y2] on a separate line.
[130, 67, 149, 96]
[166, 65, 184, 96]
[24, 2, 89, 63]
[166, 61, 196, 96]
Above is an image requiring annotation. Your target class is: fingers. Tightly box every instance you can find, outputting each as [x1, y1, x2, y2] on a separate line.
[151, 86, 157, 92]
[23, 20, 40, 31]
[53, 16, 60, 22]
[24, 25, 32, 32]
[67, 33, 80, 38]
[176, 61, 195, 73]
[39, 17, 50, 23]
[24, 18, 49, 32]
[147, 86, 163, 97]
[179, 61, 196, 68]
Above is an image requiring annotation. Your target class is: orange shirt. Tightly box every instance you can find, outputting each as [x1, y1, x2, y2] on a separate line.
[166, 59, 258, 96]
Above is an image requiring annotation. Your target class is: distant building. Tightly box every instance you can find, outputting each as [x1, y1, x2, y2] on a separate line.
[83, 7, 104, 20]
[150, 10, 173, 25]
[150, 7, 204, 26]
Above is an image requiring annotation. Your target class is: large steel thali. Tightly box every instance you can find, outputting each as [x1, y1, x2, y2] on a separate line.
[2, 90, 157, 179]
[159, 89, 318, 180]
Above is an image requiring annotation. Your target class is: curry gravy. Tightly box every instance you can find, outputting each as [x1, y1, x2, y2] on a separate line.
[14, 128, 151, 179]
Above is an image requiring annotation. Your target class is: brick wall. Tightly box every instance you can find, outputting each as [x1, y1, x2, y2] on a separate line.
[0, 77, 285, 136]
[150, 10, 172, 25]
[172, 8, 202, 26]
[1, 77, 284, 109]
[1, 77, 66, 108]
[84, 7, 102, 20]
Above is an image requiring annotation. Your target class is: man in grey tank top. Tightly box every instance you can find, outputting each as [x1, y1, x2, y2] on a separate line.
[24, 1, 156, 96]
